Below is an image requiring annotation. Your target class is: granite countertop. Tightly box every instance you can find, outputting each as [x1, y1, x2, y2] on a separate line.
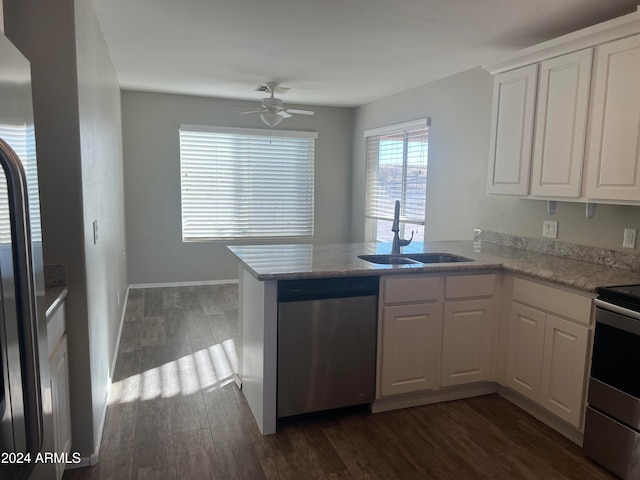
[227, 241, 640, 292]
[45, 286, 68, 320]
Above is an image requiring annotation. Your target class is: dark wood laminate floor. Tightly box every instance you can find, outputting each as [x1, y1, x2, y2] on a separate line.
[63, 284, 614, 480]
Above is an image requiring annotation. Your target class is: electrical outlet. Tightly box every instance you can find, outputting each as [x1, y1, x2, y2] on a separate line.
[542, 220, 558, 239]
[623, 228, 637, 249]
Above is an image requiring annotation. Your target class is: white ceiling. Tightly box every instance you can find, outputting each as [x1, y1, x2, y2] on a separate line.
[92, 0, 640, 107]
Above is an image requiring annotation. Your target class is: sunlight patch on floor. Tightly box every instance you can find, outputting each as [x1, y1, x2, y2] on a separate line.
[109, 338, 238, 404]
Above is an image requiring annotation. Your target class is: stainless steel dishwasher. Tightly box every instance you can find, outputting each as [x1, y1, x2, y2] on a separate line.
[277, 276, 379, 418]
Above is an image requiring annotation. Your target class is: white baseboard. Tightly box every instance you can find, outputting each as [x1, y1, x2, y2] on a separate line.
[67, 286, 131, 470]
[372, 383, 584, 447]
[129, 279, 239, 289]
[371, 383, 497, 413]
[496, 385, 584, 446]
[64, 388, 112, 470]
[111, 286, 130, 377]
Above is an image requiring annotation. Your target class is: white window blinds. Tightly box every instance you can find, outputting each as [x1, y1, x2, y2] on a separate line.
[364, 119, 429, 243]
[0, 123, 40, 245]
[180, 125, 316, 241]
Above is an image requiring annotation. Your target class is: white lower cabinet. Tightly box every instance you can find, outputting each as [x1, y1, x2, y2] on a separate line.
[506, 302, 546, 400]
[441, 298, 495, 387]
[47, 303, 71, 480]
[376, 270, 593, 435]
[540, 314, 589, 426]
[505, 277, 592, 428]
[378, 273, 497, 398]
[380, 302, 442, 396]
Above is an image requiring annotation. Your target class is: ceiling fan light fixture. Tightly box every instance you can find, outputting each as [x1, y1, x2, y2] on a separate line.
[260, 111, 283, 127]
[242, 82, 314, 126]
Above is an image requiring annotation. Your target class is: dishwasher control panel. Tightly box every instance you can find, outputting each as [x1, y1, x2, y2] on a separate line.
[278, 276, 379, 302]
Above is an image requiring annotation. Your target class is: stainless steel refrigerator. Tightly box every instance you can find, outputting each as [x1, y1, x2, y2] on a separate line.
[0, 31, 55, 480]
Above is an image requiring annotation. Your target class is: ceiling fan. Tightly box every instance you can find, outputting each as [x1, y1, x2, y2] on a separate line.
[241, 82, 314, 127]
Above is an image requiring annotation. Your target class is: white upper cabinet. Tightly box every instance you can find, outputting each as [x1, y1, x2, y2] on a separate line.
[485, 9, 640, 205]
[487, 65, 538, 195]
[585, 34, 640, 201]
[531, 49, 592, 197]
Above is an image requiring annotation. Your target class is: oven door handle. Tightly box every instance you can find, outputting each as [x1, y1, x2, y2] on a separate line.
[595, 299, 640, 335]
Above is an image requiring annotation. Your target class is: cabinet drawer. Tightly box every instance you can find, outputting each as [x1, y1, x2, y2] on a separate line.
[445, 274, 496, 300]
[383, 275, 441, 304]
[512, 277, 592, 325]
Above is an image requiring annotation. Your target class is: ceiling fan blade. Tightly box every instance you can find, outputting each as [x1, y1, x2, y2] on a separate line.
[241, 83, 312, 124]
[286, 109, 315, 116]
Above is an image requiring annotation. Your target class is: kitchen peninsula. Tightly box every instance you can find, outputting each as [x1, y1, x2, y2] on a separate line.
[228, 239, 640, 437]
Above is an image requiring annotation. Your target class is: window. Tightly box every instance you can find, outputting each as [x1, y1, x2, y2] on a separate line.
[0, 123, 40, 245]
[364, 119, 429, 243]
[179, 125, 316, 241]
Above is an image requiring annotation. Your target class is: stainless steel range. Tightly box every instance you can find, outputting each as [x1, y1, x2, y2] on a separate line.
[583, 284, 640, 479]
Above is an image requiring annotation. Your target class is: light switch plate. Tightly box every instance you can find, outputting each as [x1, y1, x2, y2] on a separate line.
[542, 220, 558, 239]
[623, 228, 637, 249]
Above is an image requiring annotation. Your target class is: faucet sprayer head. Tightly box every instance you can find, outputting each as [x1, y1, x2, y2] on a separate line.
[391, 200, 400, 232]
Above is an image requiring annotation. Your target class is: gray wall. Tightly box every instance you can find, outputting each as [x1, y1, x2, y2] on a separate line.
[4, 0, 127, 459]
[75, 0, 128, 456]
[121, 91, 354, 284]
[351, 66, 640, 252]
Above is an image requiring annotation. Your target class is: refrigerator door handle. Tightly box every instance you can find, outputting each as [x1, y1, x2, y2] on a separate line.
[0, 139, 43, 456]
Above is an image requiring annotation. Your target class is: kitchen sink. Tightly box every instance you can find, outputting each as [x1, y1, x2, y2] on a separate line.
[358, 253, 474, 265]
[357, 254, 420, 265]
[405, 253, 474, 263]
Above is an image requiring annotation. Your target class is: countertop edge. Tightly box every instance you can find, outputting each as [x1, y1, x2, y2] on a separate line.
[245, 262, 602, 292]
[45, 286, 68, 320]
[248, 262, 505, 282]
[499, 265, 598, 293]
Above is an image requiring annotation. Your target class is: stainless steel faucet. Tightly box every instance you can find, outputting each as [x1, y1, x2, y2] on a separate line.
[391, 200, 413, 254]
